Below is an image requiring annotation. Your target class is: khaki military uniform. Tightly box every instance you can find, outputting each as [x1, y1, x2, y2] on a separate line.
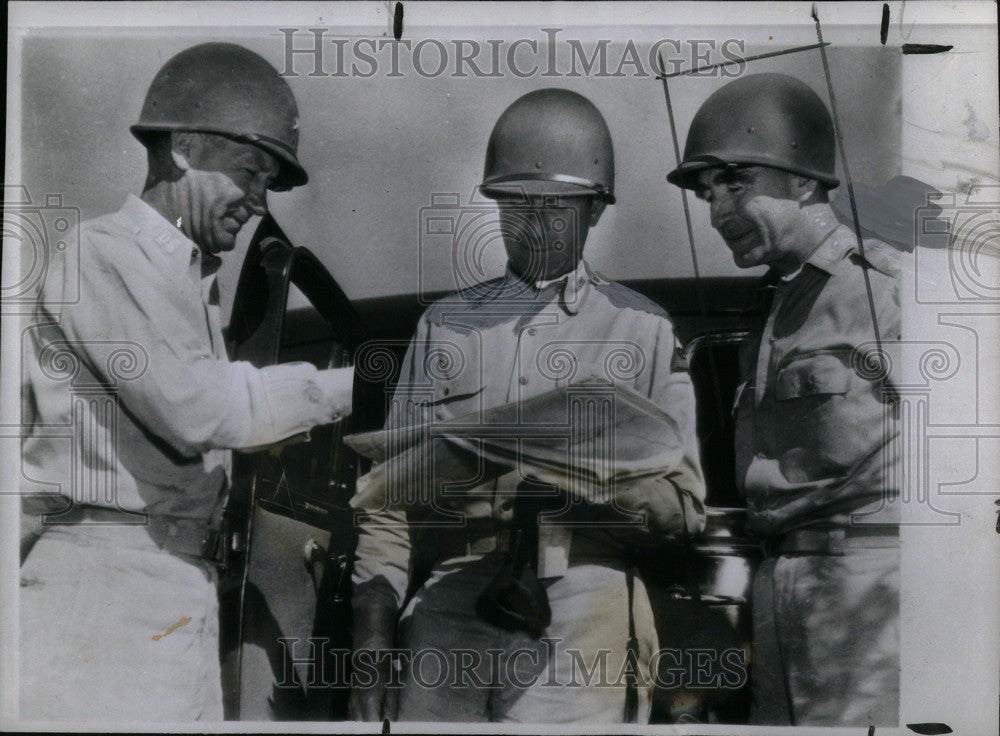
[353, 260, 705, 722]
[736, 211, 901, 726]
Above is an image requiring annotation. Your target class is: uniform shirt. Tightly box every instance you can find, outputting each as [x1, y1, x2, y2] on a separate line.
[735, 210, 901, 536]
[353, 259, 705, 611]
[22, 195, 352, 521]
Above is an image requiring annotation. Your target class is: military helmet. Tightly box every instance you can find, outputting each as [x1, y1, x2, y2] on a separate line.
[480, 88, 615, 203]
[667, 73, 839, 191]
[131, 43, 307, 191]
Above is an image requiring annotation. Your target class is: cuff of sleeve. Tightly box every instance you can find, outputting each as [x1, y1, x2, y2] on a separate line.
[314, 366, 354, 421]
[242, 362, 353, 447]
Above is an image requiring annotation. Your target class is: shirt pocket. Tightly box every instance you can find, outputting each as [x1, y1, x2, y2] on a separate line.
[775, 353, 852, 401]
[570, 341, 647, 390]
[425, 339, 485, 419]
[772, 351, 858, 478]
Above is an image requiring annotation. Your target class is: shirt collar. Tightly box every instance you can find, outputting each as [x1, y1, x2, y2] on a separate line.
[774, 206, 853, 281]
[117, 195, 220, 284]
[502, 259, 598, 315]
[802, 224, 858, 275]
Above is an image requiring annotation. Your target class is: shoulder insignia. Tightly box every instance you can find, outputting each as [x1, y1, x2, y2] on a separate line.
[591, 280, 670, 320]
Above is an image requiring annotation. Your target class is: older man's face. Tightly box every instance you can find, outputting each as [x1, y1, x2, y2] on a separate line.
[497, 194, 600, 282]
[177, 133, 279, 256]
[694, 165, 808, 272]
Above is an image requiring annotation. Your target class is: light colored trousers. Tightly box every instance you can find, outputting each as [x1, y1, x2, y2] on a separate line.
[750, 548, 900, 726]
[19, 523, 223, 722]
[395, 551, 657, 723]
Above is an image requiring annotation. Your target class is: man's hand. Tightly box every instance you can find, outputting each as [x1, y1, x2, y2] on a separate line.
[568, 476, 706, 545]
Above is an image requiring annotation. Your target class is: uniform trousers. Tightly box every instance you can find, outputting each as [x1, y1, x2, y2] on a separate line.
[750, 548, 900, 726]
[394, 551, 657, 723]
[19, 523, 223, 721]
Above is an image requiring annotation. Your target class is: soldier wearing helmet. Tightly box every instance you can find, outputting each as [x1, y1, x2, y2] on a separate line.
[350, 88, 706, 724]
[668, 73, 901, 726]
[20, 43, 354, 720]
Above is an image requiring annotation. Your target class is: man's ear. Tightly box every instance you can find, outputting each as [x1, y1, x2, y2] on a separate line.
[170, 131, 196, 172]
[588, 199, 608, 227]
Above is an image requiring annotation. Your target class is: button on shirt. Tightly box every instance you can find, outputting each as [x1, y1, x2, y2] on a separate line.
[353, 260, 705, 608]
[735, 214, 902, 536]
[22, 195, 352, 521]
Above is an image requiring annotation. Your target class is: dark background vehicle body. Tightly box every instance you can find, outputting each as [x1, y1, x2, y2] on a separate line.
[222, 215, 766, 723]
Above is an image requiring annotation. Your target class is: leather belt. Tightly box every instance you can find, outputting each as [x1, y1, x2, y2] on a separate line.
[767, 526, 899, 557]
[50, 505, 222, 562]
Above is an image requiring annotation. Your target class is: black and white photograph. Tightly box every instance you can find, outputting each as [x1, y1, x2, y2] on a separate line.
[1, 2, 998, 733]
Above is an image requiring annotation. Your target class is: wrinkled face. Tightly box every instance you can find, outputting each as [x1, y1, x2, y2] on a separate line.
[496, 194, 601, 281]
[177, 133, 279, 255]
[694, 165, 808, 271]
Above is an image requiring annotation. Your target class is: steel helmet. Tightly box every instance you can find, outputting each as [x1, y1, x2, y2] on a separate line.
[480, 88, 615, 203]
[667, 73, 839, 191]
[131, 43, 307, 190]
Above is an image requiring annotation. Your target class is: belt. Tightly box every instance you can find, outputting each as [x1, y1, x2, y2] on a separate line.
[50, 505, 222, 563]
[435, 527, 513, 559]
[767, 526, 899, 557]
[431, 527, 620, 564]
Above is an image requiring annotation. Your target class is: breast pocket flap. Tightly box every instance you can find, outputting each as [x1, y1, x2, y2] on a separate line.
[776, 353, 852, 400]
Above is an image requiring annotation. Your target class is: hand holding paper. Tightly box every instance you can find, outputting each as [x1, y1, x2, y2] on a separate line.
[345, 381, 685, 512]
